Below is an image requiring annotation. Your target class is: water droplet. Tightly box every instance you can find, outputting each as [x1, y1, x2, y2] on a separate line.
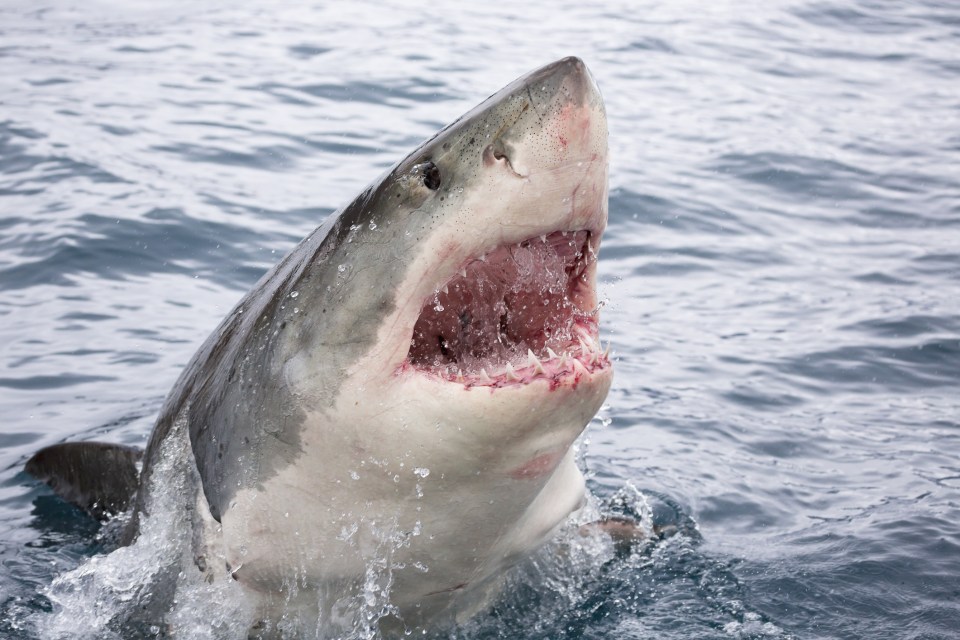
[414, 467, 430, 478]
[290, 291, 299, 298]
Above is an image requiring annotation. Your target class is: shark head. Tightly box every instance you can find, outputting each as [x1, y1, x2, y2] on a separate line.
[285, 54, 610, 414]
[273, 55, 611, 489]
[174, 56, 611, 629]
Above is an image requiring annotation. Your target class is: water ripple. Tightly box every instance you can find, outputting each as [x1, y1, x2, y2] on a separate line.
[1, 0, 958, 638]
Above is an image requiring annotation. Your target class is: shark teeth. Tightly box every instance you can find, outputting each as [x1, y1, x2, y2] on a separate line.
[578, 336, 592, 355]
[437, 324, 609, 387]
[574, 326, 608, 365]
[572, 358, 589, 377]
[528, 349, 545, 375]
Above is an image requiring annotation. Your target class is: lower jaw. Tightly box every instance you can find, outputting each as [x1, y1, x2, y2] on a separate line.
[402, 320, 611, 390]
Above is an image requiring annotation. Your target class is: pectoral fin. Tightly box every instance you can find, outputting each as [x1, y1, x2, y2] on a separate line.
[25, 442, 142, 520]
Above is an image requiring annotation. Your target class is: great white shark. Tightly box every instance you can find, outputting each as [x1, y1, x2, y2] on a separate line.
[26, 56, 615, 637]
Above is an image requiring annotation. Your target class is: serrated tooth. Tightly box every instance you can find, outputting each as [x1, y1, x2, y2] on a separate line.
[479, 368, 492, 384]
[572, 358, 589, 376]
[442, 285, 448, 295]
[603, 342, 611, 359]
[478, 253, 487, 262]
[540, 234, 547, 242]
[460, 268, 468, 278]
[576, 326, 594, 346]
[527, 349, 545, 375]
[455, 369, 464, 383]
[505, 362, 520, 381]
[586, 331, 601, 354]
[546, 347, 559, 361]
[559, 352, 568, 367]
[578, 336, 592, 355]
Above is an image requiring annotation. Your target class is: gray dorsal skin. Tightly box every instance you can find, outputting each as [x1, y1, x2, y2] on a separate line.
[25, 442, 142, 520]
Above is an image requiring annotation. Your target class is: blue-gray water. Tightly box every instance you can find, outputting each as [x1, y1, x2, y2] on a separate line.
[1, 1, 959, 638]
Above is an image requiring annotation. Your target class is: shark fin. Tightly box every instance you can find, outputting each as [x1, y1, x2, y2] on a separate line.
[25, 441, 142, 520]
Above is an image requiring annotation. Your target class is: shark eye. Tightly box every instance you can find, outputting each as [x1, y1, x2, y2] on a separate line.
[422, 162, 442, 190]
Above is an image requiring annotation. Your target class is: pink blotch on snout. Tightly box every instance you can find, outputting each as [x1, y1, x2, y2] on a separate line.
[554, 104, 593, 152]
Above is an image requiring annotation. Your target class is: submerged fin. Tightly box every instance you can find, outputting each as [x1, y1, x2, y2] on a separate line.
[25, 441, 143, 520]
[579, 515, 678, 555]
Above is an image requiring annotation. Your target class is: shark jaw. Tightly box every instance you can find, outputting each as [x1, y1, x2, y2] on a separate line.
[404, 228, 610, 390]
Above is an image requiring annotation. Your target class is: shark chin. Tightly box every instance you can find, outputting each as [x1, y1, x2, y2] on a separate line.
[26, 56, 611, 637]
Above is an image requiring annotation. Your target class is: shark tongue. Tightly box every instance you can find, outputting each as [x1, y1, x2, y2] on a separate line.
[408, 230, 594, 375]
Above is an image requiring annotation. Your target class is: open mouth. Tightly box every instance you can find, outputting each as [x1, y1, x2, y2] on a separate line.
[404, 230, 609, 388]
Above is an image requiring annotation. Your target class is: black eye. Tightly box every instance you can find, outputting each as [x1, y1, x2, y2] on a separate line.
[423, 161, 441, 190]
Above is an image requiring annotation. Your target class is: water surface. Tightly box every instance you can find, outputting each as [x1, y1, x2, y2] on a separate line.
[1, 1, 959, 638]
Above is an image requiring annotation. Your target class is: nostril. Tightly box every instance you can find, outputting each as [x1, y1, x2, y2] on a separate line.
[483, 143, 508, 166]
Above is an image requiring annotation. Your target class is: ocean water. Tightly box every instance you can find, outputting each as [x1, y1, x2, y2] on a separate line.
[1, 1, 959, 638]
